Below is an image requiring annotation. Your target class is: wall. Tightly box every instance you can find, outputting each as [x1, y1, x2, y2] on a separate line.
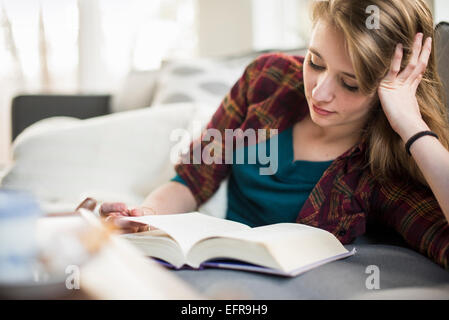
[434, 0, 449, 24]
[196, 0, 310, 57]
[196, 0, 253, 57]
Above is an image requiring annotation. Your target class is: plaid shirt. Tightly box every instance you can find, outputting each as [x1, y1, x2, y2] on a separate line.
[174, 53, 449, 269]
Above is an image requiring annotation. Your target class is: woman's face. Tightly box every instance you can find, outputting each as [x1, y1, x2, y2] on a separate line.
[303, 19, 376, 130]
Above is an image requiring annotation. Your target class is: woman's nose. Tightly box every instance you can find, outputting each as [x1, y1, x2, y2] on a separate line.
[311, 74, 335, 103]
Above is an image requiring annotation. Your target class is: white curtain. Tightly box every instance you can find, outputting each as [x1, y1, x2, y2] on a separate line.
[0, 0, 196, 167]
[0, 0, 79, 167]
[252, 0, 311, 51]
[0, 0, 312, 168]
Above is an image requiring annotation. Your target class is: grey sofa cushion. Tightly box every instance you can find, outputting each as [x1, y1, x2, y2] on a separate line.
[436, 22, 449, 114]
[172, 222, 449, 300]
[172, 244, 449, 299]
[169, 221, 449, 299]
[170, 221, 449, 300]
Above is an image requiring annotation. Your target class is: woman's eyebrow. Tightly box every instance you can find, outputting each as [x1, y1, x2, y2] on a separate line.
[342, 71, 356, 79]
[308, 47, 357, 79]
[309, 47, 322, 59]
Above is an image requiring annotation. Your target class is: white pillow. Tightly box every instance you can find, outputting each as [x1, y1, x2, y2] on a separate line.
[151, 58, 249, 110]
[111, 70, 160, 112]
[1, 102, 227, 216]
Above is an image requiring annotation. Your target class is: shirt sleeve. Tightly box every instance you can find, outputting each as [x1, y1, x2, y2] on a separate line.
[370, 179, 449, 269]
[173, 54, 273, 207]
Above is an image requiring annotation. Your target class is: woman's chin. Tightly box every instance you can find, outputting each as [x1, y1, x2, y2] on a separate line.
[309, 109, 335, 127]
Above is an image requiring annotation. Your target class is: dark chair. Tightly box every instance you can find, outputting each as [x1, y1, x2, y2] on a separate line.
[11, 94, 110, 141]
[435, 21, 449, 115]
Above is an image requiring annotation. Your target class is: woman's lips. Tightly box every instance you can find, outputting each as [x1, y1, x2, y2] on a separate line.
[313, 104, 335, 116]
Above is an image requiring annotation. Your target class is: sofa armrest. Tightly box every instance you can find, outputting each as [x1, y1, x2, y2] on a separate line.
[436, 21, 449, 114]
[11, 94, 111, 141]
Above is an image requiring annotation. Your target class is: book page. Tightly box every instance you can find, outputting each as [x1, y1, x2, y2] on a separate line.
[121, 230, 188, 267]
[124, 212, 250, 255]
[216, 223, 349, 272]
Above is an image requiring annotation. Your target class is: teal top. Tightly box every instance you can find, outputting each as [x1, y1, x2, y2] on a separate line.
[171, 126, 334, 227]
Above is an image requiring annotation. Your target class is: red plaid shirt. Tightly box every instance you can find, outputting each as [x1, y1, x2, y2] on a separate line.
[174, 53, 449, 269]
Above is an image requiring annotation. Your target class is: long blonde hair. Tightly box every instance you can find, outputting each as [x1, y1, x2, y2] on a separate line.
[311, 0, 449, 186]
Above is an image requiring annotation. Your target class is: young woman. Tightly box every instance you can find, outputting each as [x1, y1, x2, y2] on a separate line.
[101, 0, 449, 269]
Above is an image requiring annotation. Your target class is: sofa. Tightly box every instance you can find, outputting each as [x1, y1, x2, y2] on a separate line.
[1, 23, 449, 299]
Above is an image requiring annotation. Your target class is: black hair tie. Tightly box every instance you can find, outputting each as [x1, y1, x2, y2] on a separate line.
[405, 130, 439, 156]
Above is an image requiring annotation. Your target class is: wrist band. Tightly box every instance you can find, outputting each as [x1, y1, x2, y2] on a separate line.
[405, 130, 439, 156]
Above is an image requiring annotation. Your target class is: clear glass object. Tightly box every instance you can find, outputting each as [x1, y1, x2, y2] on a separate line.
[0, 189, 42, 284]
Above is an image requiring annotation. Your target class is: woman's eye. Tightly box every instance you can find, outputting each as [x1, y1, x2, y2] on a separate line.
[308, 59, 325, 71]
[342, 80, 359, 92]
[307, 55, 359, 92]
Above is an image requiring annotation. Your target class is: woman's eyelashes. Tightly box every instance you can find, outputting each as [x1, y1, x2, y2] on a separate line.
[308, 58, 325, 71]
[307, 57, 359, 92]
[341, 81, 359, 92]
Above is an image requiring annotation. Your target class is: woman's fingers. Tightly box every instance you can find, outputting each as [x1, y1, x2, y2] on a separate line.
[99, 203, 156, 233]
[128, 206, 156, 216]
[408, 36, 432, 84]
[105, 215, 149, 233]
[128, 207, 145, 216]
[398, 33, 423, 81]
[138, 224, 151, 232]
[384, 33, 431, 89]
[127, 207, 158, 231]
[99, 202, 128, 217]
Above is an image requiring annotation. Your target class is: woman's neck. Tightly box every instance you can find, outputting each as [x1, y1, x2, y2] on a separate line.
[301, 113, 364, 148]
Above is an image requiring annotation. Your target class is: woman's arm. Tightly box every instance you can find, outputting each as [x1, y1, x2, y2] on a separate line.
[378, 33, 449, 223]
[400, 121, 449, 223]
[99, 55, 273, 229]
[98, 181, 197, 232]
[139, 181, 198, 215]
[100, 170, 208, 231]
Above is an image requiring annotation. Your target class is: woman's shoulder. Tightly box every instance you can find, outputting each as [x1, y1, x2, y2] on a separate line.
[246, 52, 305, 75]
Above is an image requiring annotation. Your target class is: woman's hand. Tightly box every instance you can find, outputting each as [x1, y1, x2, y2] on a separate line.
[99, 202, 155, 233]
[378, 33, 432, 142]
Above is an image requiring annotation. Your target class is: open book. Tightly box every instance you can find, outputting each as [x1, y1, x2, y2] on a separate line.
[122, 212, 355, 277]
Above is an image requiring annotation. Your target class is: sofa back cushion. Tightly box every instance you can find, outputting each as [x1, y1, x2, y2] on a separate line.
[436, 22, 449, 115]
[2, 103, 222, 213]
